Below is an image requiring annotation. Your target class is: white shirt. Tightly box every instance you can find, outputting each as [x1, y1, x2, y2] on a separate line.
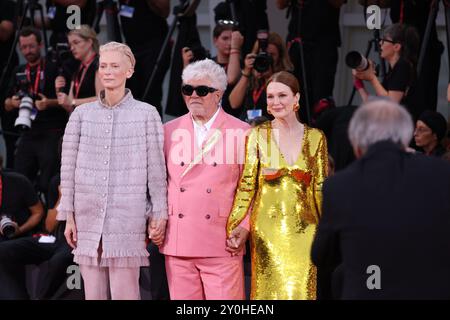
[191, 107, 221, 148]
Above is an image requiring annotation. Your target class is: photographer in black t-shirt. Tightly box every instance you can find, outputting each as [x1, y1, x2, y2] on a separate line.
[353, 23, 420, 118]
[0, 163, 76, 299]
[0, 160, 44, 243]
[4, 27, 68, 197]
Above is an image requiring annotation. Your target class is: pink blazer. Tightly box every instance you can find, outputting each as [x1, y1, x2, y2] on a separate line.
[160, 108, 251, 257]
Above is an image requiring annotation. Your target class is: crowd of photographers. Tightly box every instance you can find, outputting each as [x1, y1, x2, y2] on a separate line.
[0, 0, 449, 300]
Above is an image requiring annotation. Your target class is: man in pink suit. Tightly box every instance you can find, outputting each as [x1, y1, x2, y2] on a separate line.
[160, 59, 251, 300]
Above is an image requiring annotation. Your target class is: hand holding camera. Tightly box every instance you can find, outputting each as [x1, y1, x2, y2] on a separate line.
[9, 96, 21, 109]
[352, 59, 376, 82]
[55, 75, 66, 93]
[57, 92, 72, 110]
[243, 53, 256, 76]
[35, 93, 49, 111]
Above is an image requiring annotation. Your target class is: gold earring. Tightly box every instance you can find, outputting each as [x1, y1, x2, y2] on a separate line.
[293, 103, 300, 112]
[267, 109, 272, 115]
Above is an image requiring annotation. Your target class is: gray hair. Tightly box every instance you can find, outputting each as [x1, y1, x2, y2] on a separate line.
[182, 59, 227, 92]
[348, 98, 413, 152]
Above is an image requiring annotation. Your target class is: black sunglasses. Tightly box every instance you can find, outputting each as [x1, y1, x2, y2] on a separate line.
[181, 85, 218, 97]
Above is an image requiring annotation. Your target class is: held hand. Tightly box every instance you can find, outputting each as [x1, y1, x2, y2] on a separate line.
[64, 219, 77, 249]
[35, 93, 48, 111]
[225, 226, 249, 256]
[148, 218, 167, 246]
[231, 31, 244, 50]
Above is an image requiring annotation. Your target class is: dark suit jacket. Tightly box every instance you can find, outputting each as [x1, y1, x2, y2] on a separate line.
[312, 140, 450, 299]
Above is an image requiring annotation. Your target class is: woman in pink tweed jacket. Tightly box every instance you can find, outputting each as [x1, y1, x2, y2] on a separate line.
[57, 42, 167, 300]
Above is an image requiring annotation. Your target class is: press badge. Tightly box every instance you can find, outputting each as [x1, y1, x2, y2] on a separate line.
[247, 109, 262, 121]
[47, 6, 56, 20]
[30, 108, 38, 121]
[119, 5, 135, 18]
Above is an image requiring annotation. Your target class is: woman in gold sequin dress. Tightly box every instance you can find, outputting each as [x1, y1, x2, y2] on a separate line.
[226, 71, 328, 300]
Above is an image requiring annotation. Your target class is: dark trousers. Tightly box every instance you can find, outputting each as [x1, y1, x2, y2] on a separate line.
[0, 236, 73, 299]
[14, 131, 62, 197]
[126, 46, 171, 117]
[289, 40, 338, 123]
[146, 242, 170, 300]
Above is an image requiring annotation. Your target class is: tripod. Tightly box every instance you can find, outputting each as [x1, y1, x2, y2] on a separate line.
[0, 0, 48, 91]
[293, 0, 312, 125]
[142, 0, 200, 102]
[92, 0, 123, 42]
[417, 0, 450, 79]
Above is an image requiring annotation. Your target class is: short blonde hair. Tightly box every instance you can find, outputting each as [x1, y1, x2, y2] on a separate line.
[99, 41, 136, 69]
[68, 25, 99, 53]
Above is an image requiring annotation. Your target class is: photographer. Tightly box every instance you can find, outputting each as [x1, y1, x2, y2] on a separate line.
[55, 25, 102, 112]
[0, 163, 74, 299]
[353, 23, 420, 115]
[229, 32, 292, 121]
[4, 27, 68, 196]
[0, 157, 44, 243]
[277, 0, 344, 121]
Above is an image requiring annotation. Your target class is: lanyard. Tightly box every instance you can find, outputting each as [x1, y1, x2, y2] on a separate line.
[399, 0, 404, 23]
[252, 82, 266, 107]
[0, 175, 3, 208]
[25, 61, 44, 95]
[74, 53, 96, 99]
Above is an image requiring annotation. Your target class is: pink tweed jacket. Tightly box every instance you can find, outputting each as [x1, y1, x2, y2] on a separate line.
[57, 90, 167, 267]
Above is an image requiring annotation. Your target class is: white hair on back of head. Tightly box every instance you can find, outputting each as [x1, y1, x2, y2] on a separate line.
[100, 41, 136, 69]
[182, 59, 227, 92]
[348, 98, 413, 152]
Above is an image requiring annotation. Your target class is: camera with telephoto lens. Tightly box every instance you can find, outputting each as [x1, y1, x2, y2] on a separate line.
[345, 51, 379, 75]
[253, 29, 273, 73]
[0, 215, 16, 239]
[14, 72, 37, 131]
[345, 51, 371, 71]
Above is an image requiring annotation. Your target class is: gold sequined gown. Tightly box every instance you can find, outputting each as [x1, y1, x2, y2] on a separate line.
[227, 122, 328, 300]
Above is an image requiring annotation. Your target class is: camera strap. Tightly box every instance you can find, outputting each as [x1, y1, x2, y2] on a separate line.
[74, 53, 97, 99]
[25, 60, 45, 96]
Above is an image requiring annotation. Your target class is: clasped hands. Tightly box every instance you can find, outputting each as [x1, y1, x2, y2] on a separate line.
[226, 226, 249, 256]
[148, 218, 167, 246]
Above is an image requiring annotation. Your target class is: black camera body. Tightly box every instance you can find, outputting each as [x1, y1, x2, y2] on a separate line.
[48, 43, 71, 76]
[253, 29, 273, 73]
[0, 215, 16, 239]
[14, 72, 36, 131]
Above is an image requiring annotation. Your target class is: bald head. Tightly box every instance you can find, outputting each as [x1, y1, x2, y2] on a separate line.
[348, 98, 414, 156]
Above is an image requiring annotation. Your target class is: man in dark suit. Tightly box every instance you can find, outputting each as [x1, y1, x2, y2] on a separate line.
[312, 98, 450, 300]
